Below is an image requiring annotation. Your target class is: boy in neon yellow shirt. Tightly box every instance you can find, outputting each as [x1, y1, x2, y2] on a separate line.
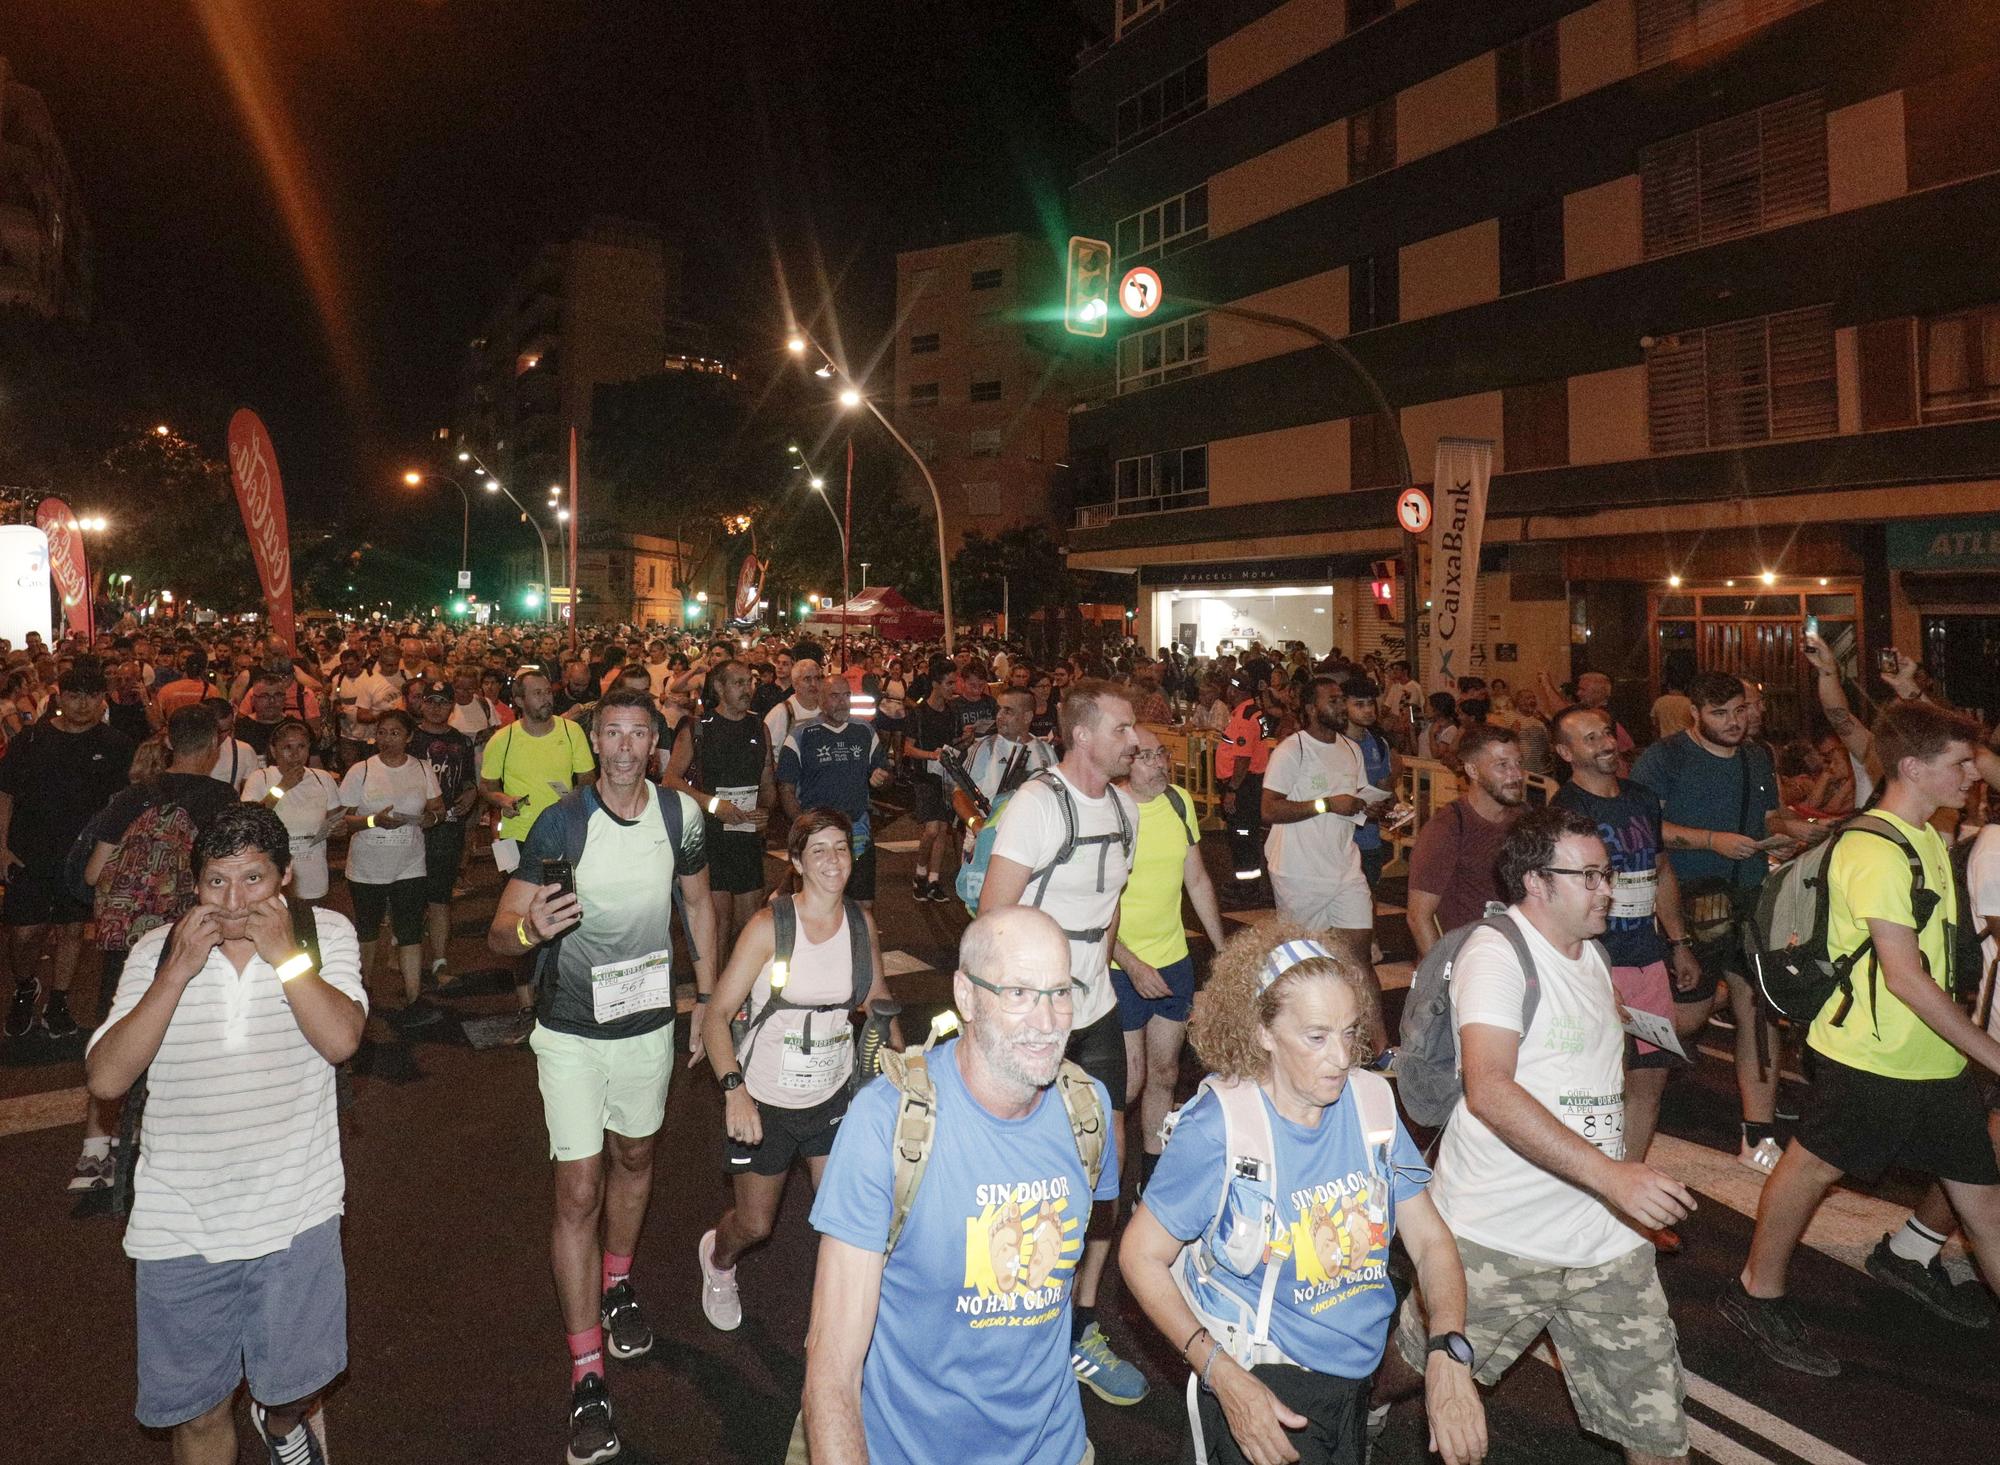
[1726, 700, 2000, 1376]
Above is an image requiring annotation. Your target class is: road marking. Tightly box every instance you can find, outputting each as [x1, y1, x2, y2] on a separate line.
[1685, 1371, 1873, 1465]
[0, 1085, 88, 1138]
[880, 950, 931, 977]
[1377, 960, 1413, 993]
[1686, 1418, 1782, 1465]
[1649, 1132, 1972, 1279]
[1695, 1042, 1807, 1085]
[873, 839, 921, 854]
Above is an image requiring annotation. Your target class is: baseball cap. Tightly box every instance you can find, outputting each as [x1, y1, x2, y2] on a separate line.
[415, 677, 452, 700]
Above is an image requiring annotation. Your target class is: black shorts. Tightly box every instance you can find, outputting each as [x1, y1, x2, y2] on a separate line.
[1065, 1005, 1128, 1113]
[1673, 936, 1744, 1006]
[0, 866, 90, 927]
[421, 820, 467, 906]
[911, 778, 950, 825]
[848, 843, 877, 903]
[349, 877, 427, 947]
[1795, 1050, 2000, 1186]
[724, 1088, 851, 1176]
[1196, 1363, 1367, 1465]
[704, 821, 767, 895]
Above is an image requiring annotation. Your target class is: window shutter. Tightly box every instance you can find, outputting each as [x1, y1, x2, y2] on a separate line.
[1640, 135, 1699, 256]
[1647, 334, 1708, 452]
[1757, 92, 1827, 229]
[1696, 112, 1762, 244]
[1766, 306, 1836, 439]
[1703, 317, 1771, 446]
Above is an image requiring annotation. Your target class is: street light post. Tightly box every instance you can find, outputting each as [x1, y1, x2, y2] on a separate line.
[457, 450, 554, 622]
[791, 445, 853, 662]
[403, 470, 470, 575]
[788, 329, 955, 649]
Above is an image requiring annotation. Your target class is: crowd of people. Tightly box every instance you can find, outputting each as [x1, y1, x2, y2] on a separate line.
[8, 610, 1999, 1464]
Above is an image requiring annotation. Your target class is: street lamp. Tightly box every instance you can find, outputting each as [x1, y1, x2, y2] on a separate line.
[458, 448, 553, 622]
[792, 444, 853, 657]
[787, 324, 955, 647]
[401, 468, 470, 574]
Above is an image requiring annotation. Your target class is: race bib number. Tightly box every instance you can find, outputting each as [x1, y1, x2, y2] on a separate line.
[717, 784, 759, 833]
[779, 1024, 852, 1093]
[590, 948, 675, 1024]
[1609, 868, 1657, 920]
[1558, 1090, 1625, 1159]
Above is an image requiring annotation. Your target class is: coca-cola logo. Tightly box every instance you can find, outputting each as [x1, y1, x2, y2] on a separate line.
[36, 508, 87, 610]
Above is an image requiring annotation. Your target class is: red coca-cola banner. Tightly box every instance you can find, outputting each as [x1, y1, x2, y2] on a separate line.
[226, 408, 296, 651]
[733, 552, 763, 623]
[34, 496, 93, 641]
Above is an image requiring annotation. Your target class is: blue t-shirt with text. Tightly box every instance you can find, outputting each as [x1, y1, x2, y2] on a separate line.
[777, 719, 889, 851]
[1142, 1081, 1430, 1379]
[1551, 778, 1668, 968]
[810, 1039, 1119, 1465]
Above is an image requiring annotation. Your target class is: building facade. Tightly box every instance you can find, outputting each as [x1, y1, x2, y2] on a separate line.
[0, 56, 90, 322]
[1065, 0, 2000, 731]
[889, 232, 1081, 549]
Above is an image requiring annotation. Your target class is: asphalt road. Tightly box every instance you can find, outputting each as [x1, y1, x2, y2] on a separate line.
[4, 792, 1996, 1463]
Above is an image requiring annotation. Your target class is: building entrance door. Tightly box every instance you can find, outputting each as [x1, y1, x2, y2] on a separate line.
[1650, 584, 1862, 740]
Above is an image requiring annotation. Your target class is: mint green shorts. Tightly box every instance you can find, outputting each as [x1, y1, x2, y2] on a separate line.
[529, 1022, 674, 1161]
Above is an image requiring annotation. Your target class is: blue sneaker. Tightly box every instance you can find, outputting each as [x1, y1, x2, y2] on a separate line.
[1071, 1321, 1149, 1404]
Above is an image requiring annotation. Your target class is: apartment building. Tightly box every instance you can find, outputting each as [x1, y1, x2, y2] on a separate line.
[889, 233, 1080, 548]
[1065, 0, 2000, 727]
[0, 55, 90, 322]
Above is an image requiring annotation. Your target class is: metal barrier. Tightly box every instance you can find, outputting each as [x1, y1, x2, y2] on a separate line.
[1144, 725, 1227, 830]
[1388, 758, 1559, 867]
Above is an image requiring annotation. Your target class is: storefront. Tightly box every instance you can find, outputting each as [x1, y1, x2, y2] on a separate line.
[1888, 514, 2000, 723]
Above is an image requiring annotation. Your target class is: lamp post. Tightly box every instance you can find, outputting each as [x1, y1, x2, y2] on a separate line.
[401, 469, 470, 576]
[787, 328, 955, 649]
[456, 449, 554, 622]
[789, 443, 853, 660]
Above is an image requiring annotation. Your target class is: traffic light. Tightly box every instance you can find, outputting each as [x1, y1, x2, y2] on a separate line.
[1369, 560, 1397, 621]
[685, 600, 703, 623]
[1064, 236, 1112, 338]
[521, 587, 543, 610]
[449, 598, 469, 617]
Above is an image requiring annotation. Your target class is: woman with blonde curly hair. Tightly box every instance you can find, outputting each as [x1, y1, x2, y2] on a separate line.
[1120, 920, 1486, 1465]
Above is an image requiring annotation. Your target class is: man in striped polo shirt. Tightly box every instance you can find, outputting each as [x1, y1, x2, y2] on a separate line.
[87, 803, 367, 1465]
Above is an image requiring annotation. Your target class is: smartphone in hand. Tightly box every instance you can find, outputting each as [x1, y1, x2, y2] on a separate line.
[541, 858, 575, 899]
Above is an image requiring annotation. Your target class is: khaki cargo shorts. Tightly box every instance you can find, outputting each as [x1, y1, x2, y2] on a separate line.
[1397, 1235, 1688, 1458]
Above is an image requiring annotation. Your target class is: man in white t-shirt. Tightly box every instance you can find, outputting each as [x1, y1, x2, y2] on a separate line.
[1389, 805, 1696, 1463]
[85, 803, 367, 1465]
[979, 677, 1147, 1407]
[763, 657, 824, 748]
[1261, 675, 1388, 971]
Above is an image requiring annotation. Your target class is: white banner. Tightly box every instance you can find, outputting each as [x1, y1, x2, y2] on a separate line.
[1425, 438, 1493, 692]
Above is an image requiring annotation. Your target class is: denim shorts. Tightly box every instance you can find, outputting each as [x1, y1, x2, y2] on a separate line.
[135, 1216, 347, 1428]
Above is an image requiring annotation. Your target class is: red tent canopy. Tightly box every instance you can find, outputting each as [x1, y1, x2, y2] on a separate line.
[800, 585, 943, 642]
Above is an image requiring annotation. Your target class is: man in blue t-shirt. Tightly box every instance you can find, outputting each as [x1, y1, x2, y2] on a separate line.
[1629, 669, 1789, 1177]
[1342, 679, 1400, 891]
[776, 679, 892, 904]
[806, 908, 1118, 1465]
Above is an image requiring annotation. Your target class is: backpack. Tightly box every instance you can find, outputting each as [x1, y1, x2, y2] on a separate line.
[781, 1030, 1107, 1465]
[680, 710, 771, 797]
[956, 769, 1135, 921]
[94, 797, 204, 952]
[728, 895, 875, 1087]
[1396, 914, 1544, 1128]
[1743, 814, 1952, 1026]
[1164, 1069, 1400, 1454]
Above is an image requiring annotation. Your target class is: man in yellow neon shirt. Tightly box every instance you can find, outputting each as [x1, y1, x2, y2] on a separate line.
[1726, 700, 2000, 1376]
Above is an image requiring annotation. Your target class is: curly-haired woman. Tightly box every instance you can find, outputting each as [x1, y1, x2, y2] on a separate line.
[1120, 920, 1486, 1465]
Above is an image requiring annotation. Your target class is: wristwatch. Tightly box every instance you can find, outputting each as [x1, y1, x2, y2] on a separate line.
[719, 1071, 744, 1092]
[1427, 1332, 1475, 1369]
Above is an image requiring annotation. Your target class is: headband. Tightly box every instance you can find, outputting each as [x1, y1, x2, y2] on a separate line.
[1258, 938, 1333, 993]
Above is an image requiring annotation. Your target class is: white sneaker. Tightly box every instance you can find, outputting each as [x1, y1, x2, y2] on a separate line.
[698, 1228, 742, 1331]
[1739, 1136, 1783, 1176]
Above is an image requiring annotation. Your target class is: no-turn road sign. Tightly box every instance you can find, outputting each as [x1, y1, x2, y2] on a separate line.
[1396, 486, 1432, 535]
[1119, 266, 1162, 319]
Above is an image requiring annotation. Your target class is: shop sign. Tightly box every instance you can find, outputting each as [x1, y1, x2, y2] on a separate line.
[1887, 516, 2000, 571]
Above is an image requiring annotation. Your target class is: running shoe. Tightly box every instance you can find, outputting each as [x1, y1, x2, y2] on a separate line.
[1071, 1322, 1149, 1404]
[599, 1280, 655, 1360]
[912, 875, 929, 902]
[250, 1401, 328, 1465]
[395, 997, 445, 1030]
[566, 1374, 621, 1465]
[1718, 1279, 1841, 1376]
[66, 1147, 114, 1193]
[5, 977, 39, 1038]
[1866, 1234, 1992, 1328]
[1738, 1136, 1783, 1176]
[698, 1228, 742, 1332]
[927, 879, 953, 904]
[40, 991, 78, 1039]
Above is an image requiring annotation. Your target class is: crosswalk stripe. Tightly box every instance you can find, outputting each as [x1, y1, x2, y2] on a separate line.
[1685, 1371, 1874, 1465]
[1687, 1418, 1783, 1465]
[0, 1085, 87, 1139]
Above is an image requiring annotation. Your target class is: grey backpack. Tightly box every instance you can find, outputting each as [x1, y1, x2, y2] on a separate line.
[1397, 914, 1542, 1128]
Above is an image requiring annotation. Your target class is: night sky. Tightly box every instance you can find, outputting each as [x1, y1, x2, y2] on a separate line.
[2, 1, 1090, 539]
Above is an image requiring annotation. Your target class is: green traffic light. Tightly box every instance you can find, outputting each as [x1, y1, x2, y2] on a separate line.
[522, 590, 543, 609]
[686, 602, 703, 622]
[450, 599, 468, 616]
[1064, 235, 1112, 339]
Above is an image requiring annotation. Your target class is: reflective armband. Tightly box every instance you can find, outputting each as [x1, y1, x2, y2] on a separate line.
[275, 951, 315, 984]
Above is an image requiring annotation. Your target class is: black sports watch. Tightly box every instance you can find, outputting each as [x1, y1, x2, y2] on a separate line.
[719, 1071, 745, 1093]
[1427, 1332, 1475, 1369]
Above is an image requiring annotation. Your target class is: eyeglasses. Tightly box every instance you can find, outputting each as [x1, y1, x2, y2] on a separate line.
[960, 971, 1085, 1014]
[1131, 748, 1170, 764]
[1539, 865, 1618, 890]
